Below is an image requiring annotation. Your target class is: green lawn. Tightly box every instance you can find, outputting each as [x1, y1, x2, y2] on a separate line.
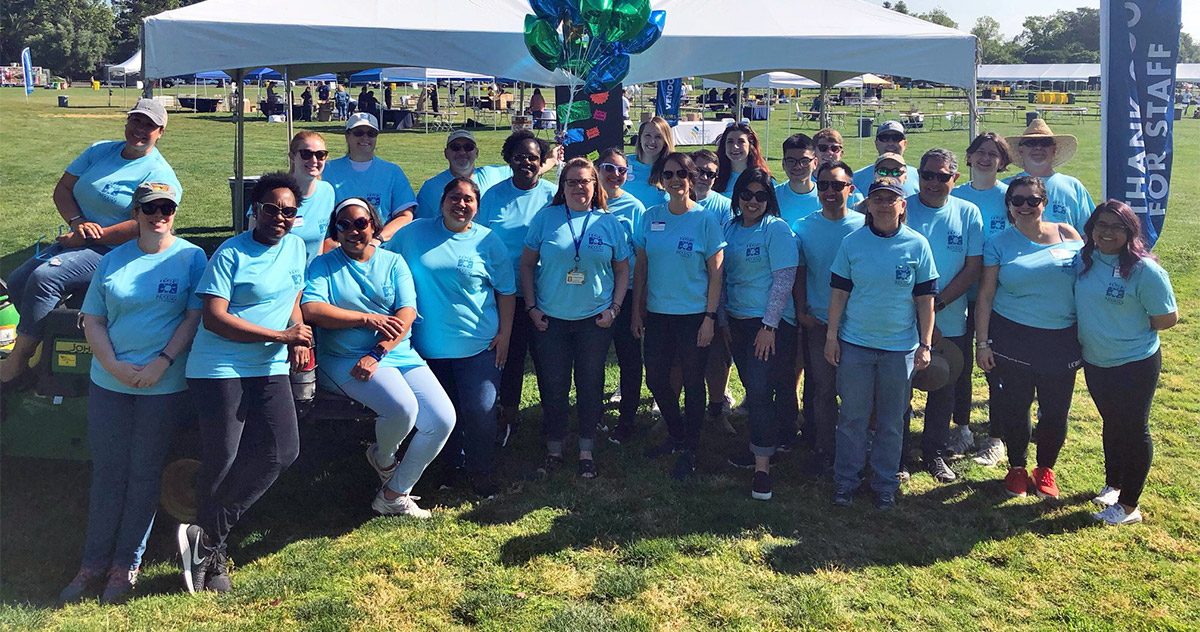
[1, 85, 1198, 631]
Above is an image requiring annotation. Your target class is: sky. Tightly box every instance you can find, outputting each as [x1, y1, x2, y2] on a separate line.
[885, 0, 1199, 39]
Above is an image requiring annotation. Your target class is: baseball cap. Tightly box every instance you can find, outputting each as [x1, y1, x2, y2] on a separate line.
[127, 98, 168, 127]
[867, 176, 906, 198]
[876, 120, 906, 138]
[346, 112, 379, 131]
[446, 130, 476, 145]
[133, 181, 178, 205]
[875, 152, 906, 168]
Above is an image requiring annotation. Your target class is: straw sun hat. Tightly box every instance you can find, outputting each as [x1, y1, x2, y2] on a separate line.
[1006, 118, 1078, 170]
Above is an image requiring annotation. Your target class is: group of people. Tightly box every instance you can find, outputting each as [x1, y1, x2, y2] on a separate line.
[0, 99, 1177, 604]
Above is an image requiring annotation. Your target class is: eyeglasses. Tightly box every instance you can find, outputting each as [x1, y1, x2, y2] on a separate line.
[448, 142, 476, 153]
[877, 133, 905, 143]
[1020, 138, 1055, 148]
[876, 167, 904, 177]
[1008, 195, 1044, 207]
[295, 149, 328, 160]
[816, 180, 852, 192]
[782, 156, 815, 168]
[258, 202, 298, 218]
[660, 169, 691, 181]
[599, 163, 628, 176]
[816, 143, 843, 153]
[1092, 221, 1126, 233]
[695, 169, 718, 180]
[140, 202, 177, 216]
[738, 190, 771, 203]
[511, 153, 541, 163]
[564, 178, 594, 188]
[350, 128, 378, 138]
[918, 170, 954, 183]
[336, 217, 372, 232]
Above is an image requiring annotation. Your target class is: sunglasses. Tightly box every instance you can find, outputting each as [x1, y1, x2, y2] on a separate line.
[660, 169, 691, 181]
[877, 133, 905, 143]
[816, 143, 843, 153]
[258, 202, 298, 218]
[140, 202, 177, 216]
[336, 217, 372, 232]
[1092, 221, 1126, 233]
[918, 171, 954, 183]
[564, 178, 594, 188]
[295, 149, 329, 160]
[816, 180, 852, 192]
[782, 156, 815, 168]
[1008, 195, 1044, 207]
[876, 167, 904, 177]
[350, 128, 378, 138]
[695, 169, 718, 180]
[738, 190, 771, 203]
[1020, 138, 1055, 148]
[511, 153, 541, 163]
[448, 142, 476, 153]
[599, 162, 628, 176]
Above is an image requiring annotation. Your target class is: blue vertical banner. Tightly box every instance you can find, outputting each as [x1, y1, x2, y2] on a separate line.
[655, 78, 682, 125]
[20, 47, 34, 97]
[1101, 0, 1181, 248]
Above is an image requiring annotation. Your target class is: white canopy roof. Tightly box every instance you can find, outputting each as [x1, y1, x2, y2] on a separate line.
[143, 0, 977, 89]
[107, 50, 141, 74]
[978, 64, 1099, 82]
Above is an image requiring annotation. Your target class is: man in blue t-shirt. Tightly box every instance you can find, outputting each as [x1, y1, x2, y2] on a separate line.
[775, 134, 821, 226]
[322, 112, 417, 242]
[414, 130, 512, 220]
[1003, 119, 1094, 233]
[851, 121, 919, 197]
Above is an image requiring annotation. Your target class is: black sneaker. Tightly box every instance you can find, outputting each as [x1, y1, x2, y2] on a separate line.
[670, 450, 696, 481]
[896, 463, 912, 484]
[874, 490, 896, 511]
[832, 488, 854, 507]
[176, 523, 212, 594]
[469, 471, 500, 499]
[608, 423, 636, 445]
[924, 457, 957, 484]
[752, 471, 772, 501]
[645, 439, 682, 459]
[205, 548, 231, 593]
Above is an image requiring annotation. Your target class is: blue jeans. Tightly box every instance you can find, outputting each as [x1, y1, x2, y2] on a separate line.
[803, 320, 839, 457]
[428, 350, 500, 474]
[7, 243, 108, 336]
[82, 383, 182, 571]
[918, 334, 971, 459]
[834, 341, 915, 495]
[499, 297, 538, 409]
[610, 293, 643, 425]
[533, 315, 614, 453]
[644, 312, 710, 451]
[728, 317, 798, 457]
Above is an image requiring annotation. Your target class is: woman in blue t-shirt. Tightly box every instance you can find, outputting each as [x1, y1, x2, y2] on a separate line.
[713, 123, 773, 195]
[302, 198, 455, 515]
[824, 177, 937, 511]
[521, 158, 630, 478]
[975, 176, 1083, 501]
[59, 182, 204, 605]
[387, 177, 516, 498]
[720, 168, 799, 501]
[1076, 201, 1177, 526]
[286, 131, 336, 265]
[594, 148, 646, 444]
[632, 152, 726, 481]
[624, 117, 674, 209]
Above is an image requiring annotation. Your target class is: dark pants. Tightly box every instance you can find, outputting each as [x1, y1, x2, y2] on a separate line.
[990, 365, 1075, 469]
[728, 318, 799, 457]
[534, 315, 614, 453]
[952, 302, 977, 428]
[189, 375, 300, 549]
[919, 334, 971, 459]
[1085, 350, 1160, 507]
[499, 296, 538, 410]
[644, 312, 710, 451]
[803, 320, 838, 456]
[428, 350, 501, 474]
[611, 293, 643, 425]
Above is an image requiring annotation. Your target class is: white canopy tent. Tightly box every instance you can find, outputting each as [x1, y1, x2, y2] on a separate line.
[978, 64, 1099, 82]
[1174, 64, 1199, 83]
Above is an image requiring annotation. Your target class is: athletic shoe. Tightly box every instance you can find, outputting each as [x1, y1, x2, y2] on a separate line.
[776, 433, 798, 453]
[1092, 486, 1120, 507]
[371, 491, 432, 518]
[752, 470, 772, 501]
[1092, 504, 1143, 526]
[1005, 467, 1031, 497]
[365, 443, 397, 485]
[650, 400, 661, 418]
[607, 389, 622, 405]
[100, 567, 138, 604]
[1031, 467, 1060, 499]
[972, 438, 1006, 467]
[645, 439, 682, 459]
[177, 523, 212, 594]
[832, 488, 854, 507]
[874, 490, 896, 511]
[896, 464, 911, 484]
[947, 425, 975, 456]
[58, 567, 105, 604]
[924, 457, 957, 483]
[671, 451, 696, 481]
[469, 472, 500, 499]
[608, 423, 636, 445]
[205, 548, 231, 593]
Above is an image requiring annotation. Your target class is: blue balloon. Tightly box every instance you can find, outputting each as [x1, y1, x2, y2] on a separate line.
[529, 0, 563, 28]
[562, 128, 586, 145]
[623, 10, 665, 54]
[584, 51, 630, 94]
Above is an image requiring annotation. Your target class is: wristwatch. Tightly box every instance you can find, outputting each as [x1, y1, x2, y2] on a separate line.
[934, 297, 947, 312]
[917, 342, 933, 351]
[703, 311, 718, 320]
[525, 303, 538, 313]
[761, 324, 776, 332]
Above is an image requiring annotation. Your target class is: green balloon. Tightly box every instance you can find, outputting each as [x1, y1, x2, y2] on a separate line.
[606, 0, 650, 43]
[524, 15, 563, 71]
[579, 0, 614, 38]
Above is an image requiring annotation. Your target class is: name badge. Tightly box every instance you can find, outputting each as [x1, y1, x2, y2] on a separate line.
[1049, 248, 1073, 260]
[650, 221, 666, 232]
[1113, 265, 1122, 278]
[565, 270, 586, 285]
[293, 216, 305, 227]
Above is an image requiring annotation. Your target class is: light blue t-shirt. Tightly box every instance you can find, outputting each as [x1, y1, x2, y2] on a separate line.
[293, 180, 335, 266]
[322, 156, 417, 220]
[386, 218, 516, 360]
[623, 178, 669, 210]
[696, 191, 733, 227]
[723, 215, 799, 324]
[81, 238, 206, 395]
[1005, 171, 1094, 234]
[607, 191, 645, 281]
[524, 205, 631, 321]
[792, 210, 866, 323]
[852, 163, 919, 198]
[775, 182, 822, 226]
[953, 180, 1009, 302]
[66, 141, 183, 228]
[1075, 253, 1176, 368]
[476, 178, 556, 298]
[717, 171, 779, 195]
[983, 227, 1083, 330]
[635, 203, 726, 315]
[186, 232, 307, 379]
[905, 194, 984, 338]
[831, 225, 938, 352]
[626, 153, 655, 184]
[414, 164, 512, 220]
[302, 247, 425, 388]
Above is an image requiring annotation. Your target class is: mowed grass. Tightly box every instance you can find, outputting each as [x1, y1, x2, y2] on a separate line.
[1, 85, 1198, 631]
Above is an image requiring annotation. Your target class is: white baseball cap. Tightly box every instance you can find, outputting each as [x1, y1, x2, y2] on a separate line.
[345, 112, 379, 131]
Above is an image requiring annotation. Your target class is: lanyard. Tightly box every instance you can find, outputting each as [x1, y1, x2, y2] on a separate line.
[564, 208, 593, 265]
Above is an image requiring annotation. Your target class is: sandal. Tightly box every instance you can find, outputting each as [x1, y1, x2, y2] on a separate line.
[578, 458, 598, 479]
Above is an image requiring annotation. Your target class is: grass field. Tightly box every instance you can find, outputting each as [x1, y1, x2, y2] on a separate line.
[1, 85, 1198, 631]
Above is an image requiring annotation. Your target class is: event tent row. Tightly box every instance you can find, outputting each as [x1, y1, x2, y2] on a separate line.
[980, 64, 1198, 84]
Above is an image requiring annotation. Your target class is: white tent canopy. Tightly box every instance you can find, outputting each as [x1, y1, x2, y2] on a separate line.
[354, 66, 494, 83]
[702, 72, 893, 90]
[1177, 64, 1200, 83]
[107, 50, 142, 75]
[978, 64, 1099, 82]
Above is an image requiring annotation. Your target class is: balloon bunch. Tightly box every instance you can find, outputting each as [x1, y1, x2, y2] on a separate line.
[524, 0, 666, 95]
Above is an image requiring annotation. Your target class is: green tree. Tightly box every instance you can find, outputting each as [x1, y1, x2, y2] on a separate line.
[973, 16, 1019, 64]
[916, 8, 957, 30]
[1, 0, 112, 77]
[111, 1, 199, 62]
[882, 2, 909, 15]
[1180, 32, 1198, 64]
[1015, 7, 1101, 63]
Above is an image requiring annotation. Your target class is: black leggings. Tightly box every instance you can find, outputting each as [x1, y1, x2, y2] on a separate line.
[644, 312, 710, 451]
[1084, 350, 1161, 508]
[990, 364, 1076, 469]
[611, 293, 643, 426]
[499, 296, 538, 410]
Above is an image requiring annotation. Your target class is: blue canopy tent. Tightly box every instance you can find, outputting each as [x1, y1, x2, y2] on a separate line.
[295, 72, 336, 82]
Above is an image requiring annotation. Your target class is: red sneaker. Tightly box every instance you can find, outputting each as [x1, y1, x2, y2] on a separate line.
[1032, 467, 1059, 499]
[1004, 467, 1031, 497]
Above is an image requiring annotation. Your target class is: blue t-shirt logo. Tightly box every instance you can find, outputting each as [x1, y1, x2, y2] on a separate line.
[364, 193, 382, 209]
[745, 243, 762, 262]
[894, 264, 913, 285]
[1051, 202, 1068, 221]
[1105, 282, 1126, 302]
[990, 217, 1007, 232]
[588, 234, 606, 251]
[946, 232, 964, 251]
[457, 256, 475, 273]
[157, 279, 179, 302]
[291, 270, 304, 287]
[676, 237, 695, 258]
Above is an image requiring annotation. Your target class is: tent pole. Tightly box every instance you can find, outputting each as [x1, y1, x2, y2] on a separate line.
[763, 87, 771, 161]
[736, 72, 744, 122]
[234, 69, 246, 234]
[284, 66, 293, 150]
[819, 71, 830, 130]
[966, 85, 977, 143]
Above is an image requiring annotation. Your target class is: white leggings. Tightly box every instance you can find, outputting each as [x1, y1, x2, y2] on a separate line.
[339, 365, 456, 494]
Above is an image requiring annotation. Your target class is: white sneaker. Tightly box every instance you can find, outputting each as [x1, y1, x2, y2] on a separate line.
[371, 491, 431, 518]
[607, 390, 622, 405]
[365, 443, 396, 485]
[1092, 503, 1142, 526]
[947, 426, 975, 456]
[651, 399, 661, 418]
[972, 438, 1006, 466]
[1091, 486, 1121, 507]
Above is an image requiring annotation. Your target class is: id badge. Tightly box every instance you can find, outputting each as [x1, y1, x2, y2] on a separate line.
[565, 269, 586, 285]
[293, 216, 305, 227]
[650, 221, 666, 232]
